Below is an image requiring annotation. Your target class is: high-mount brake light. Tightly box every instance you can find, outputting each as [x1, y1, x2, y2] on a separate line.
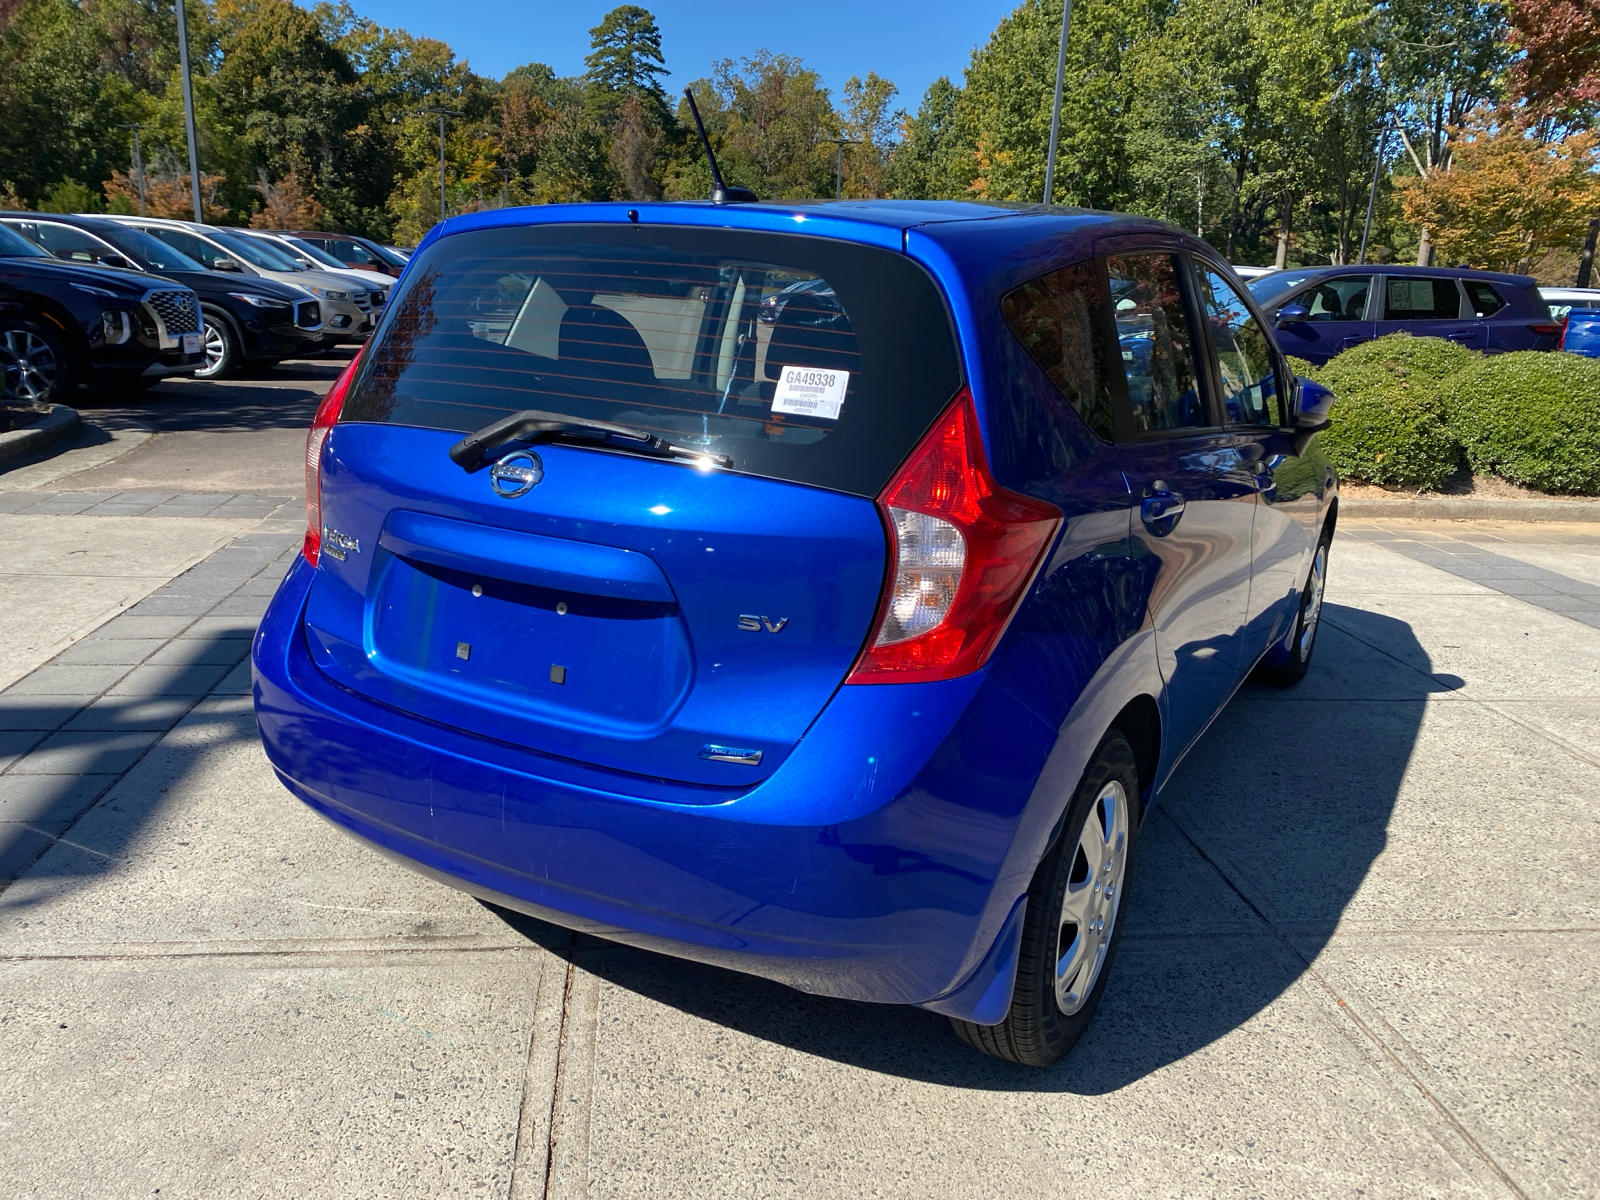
[303, 348, 364, 567]
[846, 389, 1061, 685]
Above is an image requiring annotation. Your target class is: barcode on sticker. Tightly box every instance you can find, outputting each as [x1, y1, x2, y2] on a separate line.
[771, 365, 849, 421]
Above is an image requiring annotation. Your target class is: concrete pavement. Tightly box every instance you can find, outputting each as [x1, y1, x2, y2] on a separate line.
[0, 377, 1594, 1197]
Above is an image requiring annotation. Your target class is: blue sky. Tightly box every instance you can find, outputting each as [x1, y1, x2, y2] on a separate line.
[340, 0, 1017, 110]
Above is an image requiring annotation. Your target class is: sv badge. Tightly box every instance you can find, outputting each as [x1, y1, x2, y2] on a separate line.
[738, 614, 789, 634]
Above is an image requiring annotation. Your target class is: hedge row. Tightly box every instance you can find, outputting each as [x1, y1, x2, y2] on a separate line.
[1290, 334, 1600, 494]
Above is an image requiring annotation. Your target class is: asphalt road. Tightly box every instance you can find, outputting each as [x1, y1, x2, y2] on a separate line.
[22, 348, 349, 496]
[0, 385, 1595, 1198]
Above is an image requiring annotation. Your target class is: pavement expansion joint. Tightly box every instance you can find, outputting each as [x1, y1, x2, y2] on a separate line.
[1160, 805, 1533, 1199]
[0, 937, 543, 963]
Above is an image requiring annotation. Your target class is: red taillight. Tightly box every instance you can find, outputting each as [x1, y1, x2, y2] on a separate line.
[1559, 317, 1570, 350]
[1530, 322, 1563, 337]
[303, 349, 364, 566]
[846, 389, 1062, 685]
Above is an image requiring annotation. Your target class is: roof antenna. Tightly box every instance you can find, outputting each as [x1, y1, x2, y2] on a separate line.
[683, 87, 757, 204]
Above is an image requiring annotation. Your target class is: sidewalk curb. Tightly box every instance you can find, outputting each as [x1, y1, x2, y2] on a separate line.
[0, 404, 81, 466]
[1340, 496, 1600, 522]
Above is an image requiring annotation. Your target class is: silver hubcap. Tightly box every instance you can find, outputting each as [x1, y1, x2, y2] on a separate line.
[198, 324, 227, 376]
[1298, 544, 1327, 662]
[1055, 780, 1130, 1016]
[0, 329, 58, 402]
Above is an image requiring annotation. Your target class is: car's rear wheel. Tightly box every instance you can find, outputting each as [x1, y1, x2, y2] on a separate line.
[1252, 532, 1330, 688]
[195, 310, 240, 379]
[950, 730, 1140, 1067]
[0, 320, 70, 405]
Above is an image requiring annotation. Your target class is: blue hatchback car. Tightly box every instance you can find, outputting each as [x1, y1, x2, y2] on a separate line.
[253, 200, 1338, 1066]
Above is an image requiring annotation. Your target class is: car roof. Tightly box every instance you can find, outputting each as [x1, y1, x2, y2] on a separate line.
[1264, 262, 1535, 287]
[432, 198, 1148, 245]
[1541, 286, 1600, 299]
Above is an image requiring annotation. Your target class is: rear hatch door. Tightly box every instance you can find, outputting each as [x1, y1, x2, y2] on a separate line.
[302, 221, 962, 786]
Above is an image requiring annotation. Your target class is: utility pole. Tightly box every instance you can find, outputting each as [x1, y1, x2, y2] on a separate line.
[1357, 129, 1388, 265]
[492, 167, 514, 208]
[174, 0, 204, 223]
[1577, 218, 1599, 289]
[114, 123, 151, 216]
[826, 139, 860, 199]
[417, 107, 460, 225]
[1042, 0, 1073, 204]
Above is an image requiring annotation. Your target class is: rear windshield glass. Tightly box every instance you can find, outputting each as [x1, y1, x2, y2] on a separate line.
[341, 224, 962, 497]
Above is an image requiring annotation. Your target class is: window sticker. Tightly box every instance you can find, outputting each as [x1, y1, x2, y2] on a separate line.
[1387, 279, 1434, 311]
[771, 365, 849, 420]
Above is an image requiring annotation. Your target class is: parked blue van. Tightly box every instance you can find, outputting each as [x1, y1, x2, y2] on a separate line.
[253, 201, 1337, 1066]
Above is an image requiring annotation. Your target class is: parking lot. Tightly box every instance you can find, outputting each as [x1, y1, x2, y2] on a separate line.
[0, 359, 1596, 1199]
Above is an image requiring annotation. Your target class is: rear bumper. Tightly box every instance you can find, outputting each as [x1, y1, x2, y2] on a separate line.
[253, 555, 1059, 1018]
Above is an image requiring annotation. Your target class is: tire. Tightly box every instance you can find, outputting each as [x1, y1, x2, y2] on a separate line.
[0, 319, 71, 405]
[951, 730, 1141, 1067]
[195, 309, 240, 379]
[1251, 531, 1331, 688]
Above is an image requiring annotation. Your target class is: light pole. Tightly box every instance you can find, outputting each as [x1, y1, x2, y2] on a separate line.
[174, 0, 204, 222]
[1042, 0, 1074, 204]
[826, 138, 860, 199]
[417, 107, 460, 224]
[114, 123, 151, 216]
[492, 167, 514, 208]
[1356, 128, 1388, 265]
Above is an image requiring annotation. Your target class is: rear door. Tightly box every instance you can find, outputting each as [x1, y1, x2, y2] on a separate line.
[304, 222, 963, 787]
[1102, 247, 1256, 762]
[1375, 275, 1482, 349]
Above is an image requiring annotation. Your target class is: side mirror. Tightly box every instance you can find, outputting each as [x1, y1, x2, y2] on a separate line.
[100, 254, 134, 270]
[1290, 376, 1334, 455]
[1276, 304, 1309, 325]
[211, 258, 243, 272]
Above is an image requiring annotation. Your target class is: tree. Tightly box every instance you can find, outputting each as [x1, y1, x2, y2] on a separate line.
[886, 76, 968, 199]
[1507, 0, 1600, 136]
[1398, 111, 1599, 272]
[956, 0, 1162, 207]
[840, 72, 899, 198]
[250, 167, 325, 227]
[584, 5, 668, 120]
[670, 53, 838, 201]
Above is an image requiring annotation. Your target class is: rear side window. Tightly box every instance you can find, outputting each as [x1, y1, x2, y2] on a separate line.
[1385, 277, 1462, 320]
[1464, 281, 1506, 316]
[343, 224, 962, 497]
[1001, 259, 1118, 441]
[1105, 253, 1207, 433]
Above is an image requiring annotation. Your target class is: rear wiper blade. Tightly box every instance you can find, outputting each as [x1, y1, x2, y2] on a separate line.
[448, 409, 731, 473]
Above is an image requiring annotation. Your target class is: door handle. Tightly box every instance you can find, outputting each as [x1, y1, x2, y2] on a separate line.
[1339, 335, 1366, 348]
[1445, 331, 1475, 342]
[1141, 480, 1186, 533]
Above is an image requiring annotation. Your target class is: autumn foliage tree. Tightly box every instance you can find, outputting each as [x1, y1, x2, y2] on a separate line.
[1398, 111, 1599, 272]
[1507, 0, 1600, 134]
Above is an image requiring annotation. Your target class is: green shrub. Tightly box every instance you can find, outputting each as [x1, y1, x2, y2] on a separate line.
[1313, 361, 1462, 490]
[1321, 332, 1481, 387]
[1447, 352, 1600, 494]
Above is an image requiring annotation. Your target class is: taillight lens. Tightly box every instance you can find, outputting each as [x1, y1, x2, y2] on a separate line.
[303, 349, 363, 566]
[1530, 322, 1563, 337]
[847, 389, 1061, 684]
[1559, 317, 1570, 350]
